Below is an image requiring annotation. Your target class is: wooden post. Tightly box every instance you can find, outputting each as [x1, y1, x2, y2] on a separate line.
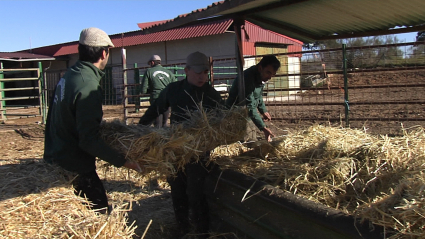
[0, 62, 5, 122]
[122, 48, 128, 125]
[209, 56, 214, 85]
[38, 62, 47, 124]
[134, 63, 140, 113]
[342, 44, 349, 128]
[234, 18, 245, 105]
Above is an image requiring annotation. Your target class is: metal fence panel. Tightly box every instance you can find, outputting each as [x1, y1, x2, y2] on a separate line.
[43, 42, 425, 135]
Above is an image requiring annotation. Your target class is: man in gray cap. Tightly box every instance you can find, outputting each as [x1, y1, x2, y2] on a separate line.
[139, 51, 222, 238]
[44, 27, 143, 213]
[140, 54, 176, 128]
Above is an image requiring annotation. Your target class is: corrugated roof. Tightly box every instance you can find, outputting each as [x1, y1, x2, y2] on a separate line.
[142, 0, 425, 43]
[0, 52, 55, 61]
[54, 44, 78, 57]
[32, 18, 233, 57]
[242, 21, 303, 56]
[137, 20, 169, 30]
[243, 21, 303, 45]
[119, 18, 233, 48]
[23, 17, 304, 58]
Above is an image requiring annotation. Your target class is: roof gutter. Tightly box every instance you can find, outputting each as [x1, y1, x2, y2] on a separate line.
[0, 58, 55, 62]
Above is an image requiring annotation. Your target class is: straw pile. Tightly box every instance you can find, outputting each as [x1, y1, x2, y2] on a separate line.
[100, 106, 247, 175]
[0, 160, 137, 238]
[211, 124, 425, 238]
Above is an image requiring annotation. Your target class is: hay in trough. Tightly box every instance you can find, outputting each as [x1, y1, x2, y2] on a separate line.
[211, 124, 425, 238]
[356, 175, 425, 239]
[100, 106, 247, 176]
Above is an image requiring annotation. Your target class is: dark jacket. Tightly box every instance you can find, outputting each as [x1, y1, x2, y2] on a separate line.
[44, 60, 126, 173]
[140, 64, 177, 103]
[139, 78, 223, 125]
[226, 65, 267, 130]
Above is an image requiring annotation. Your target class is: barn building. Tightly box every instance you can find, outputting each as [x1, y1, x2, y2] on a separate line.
[0, 17, 303, 121]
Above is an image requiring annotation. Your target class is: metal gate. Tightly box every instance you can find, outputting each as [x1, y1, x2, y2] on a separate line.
[0, 65, 46, 123]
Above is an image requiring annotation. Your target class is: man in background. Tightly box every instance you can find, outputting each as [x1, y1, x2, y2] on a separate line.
[44, 27, 142, 213]
[226, 55, 281, 142]
[140, 55, 176, 127]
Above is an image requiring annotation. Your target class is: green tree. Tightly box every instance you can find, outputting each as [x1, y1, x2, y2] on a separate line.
[303, 35, 404, 68]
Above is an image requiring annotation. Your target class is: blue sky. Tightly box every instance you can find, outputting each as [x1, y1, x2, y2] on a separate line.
[0, 0, 216, 52]
[0, 0, 419, 52]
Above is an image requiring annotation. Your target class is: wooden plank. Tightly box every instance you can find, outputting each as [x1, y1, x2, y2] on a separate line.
[205, 169, 385, 239]
[0, 68, 39, 72]
[0, 87, 39, 91]
[0, 77, 39, 82]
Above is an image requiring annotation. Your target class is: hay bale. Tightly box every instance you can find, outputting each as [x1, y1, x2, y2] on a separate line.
[100, 106, 248, 175]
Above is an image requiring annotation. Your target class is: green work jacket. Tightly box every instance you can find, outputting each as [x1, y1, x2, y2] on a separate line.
[139, 78, 223, 125]
[140, 64, 177, 103]
[44, 61, 126, 173]
[226, 65, 268, 130]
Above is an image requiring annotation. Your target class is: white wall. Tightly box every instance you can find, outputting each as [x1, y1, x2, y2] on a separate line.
[44, 33, 238, 100]
[46, 33, 236, 71]
[166, 33, 236, 64]
[288, 56, 301, 94]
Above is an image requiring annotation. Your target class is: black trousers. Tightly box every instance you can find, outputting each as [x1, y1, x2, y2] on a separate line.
[167, 159, 213, 235]
[72, 170, 109, 212]
[154, 107, 171, 128]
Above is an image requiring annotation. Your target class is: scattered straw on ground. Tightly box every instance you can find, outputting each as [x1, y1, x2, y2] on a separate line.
[0, 160, 138, 239]
[211, 124, 425, 239]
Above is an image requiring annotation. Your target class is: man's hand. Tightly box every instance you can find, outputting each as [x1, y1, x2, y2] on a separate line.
[262, 112, 272, 122]
[123, 161, 143, 173]
[262, 127, 275, 142]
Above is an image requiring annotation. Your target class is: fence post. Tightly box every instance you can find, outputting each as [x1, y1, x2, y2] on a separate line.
[209, 56, 214, 85]
[38, 62, 47, 124]
[134, 63, 140, 113]
[234, 18, 245, 105]
[122, 48, 128, 125]
[342, 44, 349, 127]
[0, 62, 5, 122]
[174, 65, 178, 78]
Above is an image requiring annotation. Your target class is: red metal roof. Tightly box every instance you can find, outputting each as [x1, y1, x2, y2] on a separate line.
[54, 44, 78, 57]
[22, 17, 303, 58]
[137, 20, 169, 30]
[118, 19, 233, 48]
[242, 21, 303, 56]
[38, 18, 233, 57]
[243, 21, 303, 45]
[141, 1, 226, 32]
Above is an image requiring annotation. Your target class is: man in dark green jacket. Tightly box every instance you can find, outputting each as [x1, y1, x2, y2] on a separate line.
[140, 55, 176, 127]
[139, 51, 222, 238]
[44, 27, 142, 213]
[226, 55, 281, 142]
